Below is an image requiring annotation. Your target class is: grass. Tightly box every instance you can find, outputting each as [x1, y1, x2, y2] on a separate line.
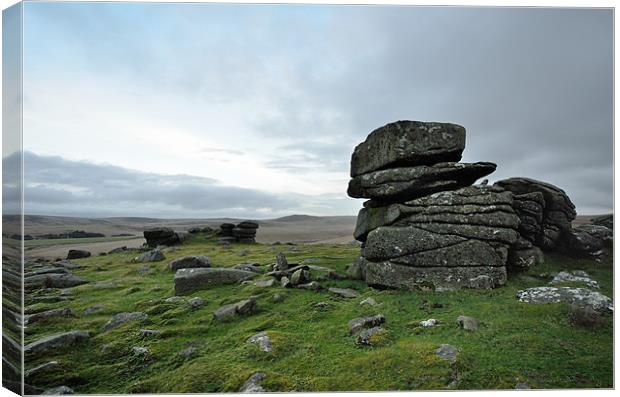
[24, 234, 613, 392]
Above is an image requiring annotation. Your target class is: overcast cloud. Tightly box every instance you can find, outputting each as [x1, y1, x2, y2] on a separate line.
[9, 4, 613, 217]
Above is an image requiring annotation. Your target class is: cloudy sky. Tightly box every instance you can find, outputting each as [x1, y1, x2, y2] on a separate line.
[6, 3, 614, 218]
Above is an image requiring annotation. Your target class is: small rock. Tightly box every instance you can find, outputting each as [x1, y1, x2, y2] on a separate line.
[131, 346, 149, 355]
[297, 281, 321, 290]
[102, 312, 148, 332]
[515, 381, 531, 390]
[188, 297, 205, 308]
[165, 296, 184, 303]
[272, 293, 285, 303]
[247, 332, 273, 353]
[134, 249, 165, 263]
[549, 271, 599, 289]
[179, 347, 198, 359]
[239, 372, 267, 393]
[355, 326, 386, 346]
[169, 255, 211, 271]
[234, 262, 262, 273]
[435, 344, 458, 363]
[213, 297, 258, 321]
[24, 361, 59, 381]
[42, 386, 74, 395]
[290, 269, 310, 286]
[255, 279, 275, 288]
[25, 308, 72, 325]
[84, 303, 105, 314]
[349, 314, 386, 335]
[328, 287, 360, 298]
[67, 250, 90, 260]
[360, 297, 377, 306]
[275, 252, 289, 271]
[456, 315, 479, 331]
[281, 276, 291, 288]
[419, 319, 439, 327]
[139, 329, 161, 337]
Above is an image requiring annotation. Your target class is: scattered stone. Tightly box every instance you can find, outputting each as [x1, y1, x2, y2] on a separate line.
[25, 308, 72, 325]
[419, 319, 439, 327]
[42, 386, 74, 395]
[549, 271, 599, 289]
[289, 269, 310, 286]
[134, 249, 165, 263]
[174, 267, 257, 295]
[456, 315, 479, 331]
[275, 252, 289, 271]
[139, 329, 161, 338]
[24, 361, 59, 381]
[234, 262, 262, 273]
[179, 347, 198, 359]
[515, 381, 531, 390]
[25, 273, 88, 289]
[239, 372, 267, 393]
[435, 344, 458, 364]
[213, 297, 258, 321]
[165, 296, 184, 303]
[247, 332, 273, 353]
[348, 314, 386, 335]
[169, 255, 211, 271]
[297, 281, 321, 290]
[516, 287, 613, 313]
[66, 250, 90, 260]
[131, 346, 149, 355]
[280, 276, 291, 288]
[255, 279, 275, 288]
[187, 297, 205, 308]
[328, 287, 361, 298]
[355, 326, 386, 346]
[312, 302, 329, 308]
[102, 312, 148, 332]
[360, 297, 377, 306]
[25, 331, 90, 356]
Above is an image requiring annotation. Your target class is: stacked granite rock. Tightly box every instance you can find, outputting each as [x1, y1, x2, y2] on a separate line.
[219, 221, 259, 243]
[347, 120, 520, 290]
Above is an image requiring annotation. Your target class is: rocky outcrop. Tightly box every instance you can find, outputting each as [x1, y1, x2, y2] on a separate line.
[591, 214, 612, 230]
[220, 221, 259, 243]
[347, 121, 518, 290]
[495, 177, 576, 250]
[559, 224, 612, 259]
[143, 227, 185, 247]
[24, 331, 90, 356]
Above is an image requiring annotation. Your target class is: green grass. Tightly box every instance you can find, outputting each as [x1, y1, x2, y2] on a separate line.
[24, 235, 613, 392]
[20, 236, 143, 249]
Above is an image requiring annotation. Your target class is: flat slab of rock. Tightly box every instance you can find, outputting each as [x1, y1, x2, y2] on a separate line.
[435, 344, 458, 363]
[549, 271, 599, 289]
[355, 326, 386, 346]
[328, 287, 361, 298]
[174, 268, 257, 295]
[348, 314, 385, 335]
[25, 308, 72, 325]
[101, 312, 148, 331]
[456, 315, 479, 331]
[25, 273, 88, 289]
[365, 260, 507, 291]
[169, 255, 211, 271]
[350, 120, 466, 177]
[516, 287, 613, 313]
[348, 162, 496, 203]
[134, 249, 165, 263]
[25, 331, 90, 356]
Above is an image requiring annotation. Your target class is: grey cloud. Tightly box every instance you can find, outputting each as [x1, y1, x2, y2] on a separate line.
[200, 147, 245, 156]
[3, 152, 306, 218]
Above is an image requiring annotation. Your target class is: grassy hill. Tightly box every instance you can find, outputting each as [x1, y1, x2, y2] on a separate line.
[24, 234, 613, 392]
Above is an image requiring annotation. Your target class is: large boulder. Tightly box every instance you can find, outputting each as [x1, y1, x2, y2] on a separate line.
[143, 227, 183, 247]
[24, 273, 88, 289]
[350, 120, 466, 177]
[517, 287, 613, 313]
[66, 250, 90, 260]
[174, 268, 257, 295]
[134, 249, 165, 263]
[560, 224, 612, 258]
[348, 162, 496, 203]
[495, 178, 576, 250]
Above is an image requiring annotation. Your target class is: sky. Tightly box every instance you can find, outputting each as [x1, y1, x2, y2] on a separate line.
[4, 2, 614, 218]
